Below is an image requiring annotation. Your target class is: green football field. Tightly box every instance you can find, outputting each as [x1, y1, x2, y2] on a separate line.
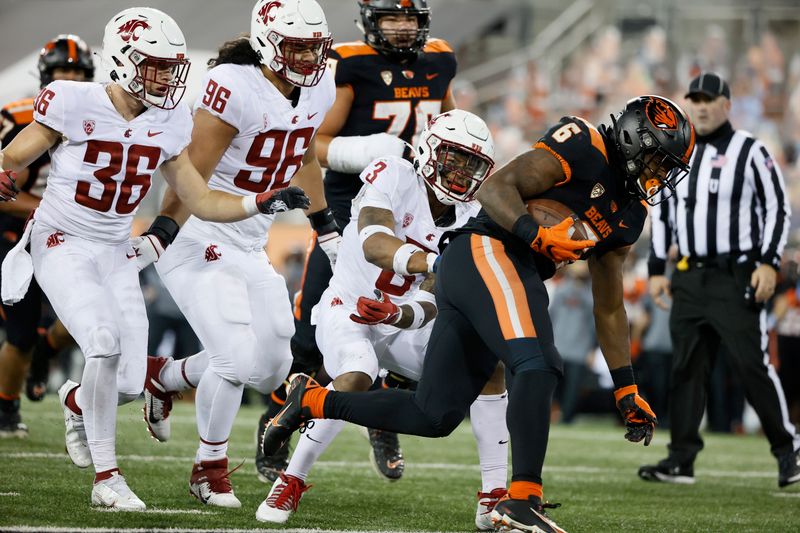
[1, 397, 798, 532]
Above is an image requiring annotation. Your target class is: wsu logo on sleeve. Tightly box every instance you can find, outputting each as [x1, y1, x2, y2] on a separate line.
[117, 19, 151, 42]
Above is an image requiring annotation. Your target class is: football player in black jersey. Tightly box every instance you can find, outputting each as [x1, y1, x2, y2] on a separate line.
[255, 0, 465, 483]
[0, 35, 93, 437]
[260, 95, 696, 532]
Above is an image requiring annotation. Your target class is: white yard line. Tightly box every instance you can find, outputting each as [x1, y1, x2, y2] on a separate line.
[92, 508, 216, 514]
[0, 528, 433, 533]
[0, 491, 20, 496]
[0, 451, 778, 478]
[772, 492, 800, 498]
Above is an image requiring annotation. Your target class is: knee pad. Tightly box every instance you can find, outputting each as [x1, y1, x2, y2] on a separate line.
[85, 325, 120, 358]
[322, 339, 379, 382]
[207, 327, 259, 386]
[249, 353, 292, 395]
[432, 409, 465, 437]
[116, 357, 145, 404]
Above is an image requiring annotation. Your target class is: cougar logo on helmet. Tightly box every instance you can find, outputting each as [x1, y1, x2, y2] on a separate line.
[117, 19, 151, 43]
[258, 1, 282, 23]
[646, 98, 678, 130]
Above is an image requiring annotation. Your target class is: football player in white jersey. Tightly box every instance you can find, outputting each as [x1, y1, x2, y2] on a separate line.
[0, 7, 309, 512]
[132, 0, 338, 512]
[257, 110, 510, 530]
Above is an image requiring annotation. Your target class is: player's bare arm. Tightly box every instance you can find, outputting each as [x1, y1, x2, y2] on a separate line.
[159, 108, 239, 226]
[0, 121, 61, 173]
[441, 83, 456, 112]
[358, 206, 429, 273]
[588, 245, 633, 370]
[289, 135, 329, 214]
[315, 85, 354, 167]
[475, 148, 564, 232]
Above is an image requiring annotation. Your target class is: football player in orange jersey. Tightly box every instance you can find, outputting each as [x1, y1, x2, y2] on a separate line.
[0, 34, 94, 438]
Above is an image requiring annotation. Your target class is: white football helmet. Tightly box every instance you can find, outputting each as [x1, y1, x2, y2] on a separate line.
[102, 7, 190, 110]
[250, 0, 332, 87]
[415, 110, 495, 205]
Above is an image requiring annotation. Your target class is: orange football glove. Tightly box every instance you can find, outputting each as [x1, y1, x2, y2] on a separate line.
[614, 385, 657, 446]
[530, 218, 595, 263]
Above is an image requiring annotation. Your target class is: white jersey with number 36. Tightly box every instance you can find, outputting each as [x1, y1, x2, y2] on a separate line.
[326, 156, 479, 307]
[181, 63, 336, 248]
[33, 80, 192, 243]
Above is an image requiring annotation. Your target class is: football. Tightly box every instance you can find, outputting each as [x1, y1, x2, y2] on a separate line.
[526, 198, 598, 243]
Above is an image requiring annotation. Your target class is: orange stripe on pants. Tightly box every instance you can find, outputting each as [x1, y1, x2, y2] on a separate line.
[470, 234, 536, 340]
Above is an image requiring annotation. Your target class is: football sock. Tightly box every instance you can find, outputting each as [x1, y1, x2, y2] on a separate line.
[507, 369, 557, 487]
[301, 379, 329, 419]
[195, 369, 242, 462]
[159, 351, 207, 391]
[471, 392, 509, 492]
[286, 383, 344, 481]
[82, 356, 120, 474]
[508, 480, 543, 500]
[67, 385, 83, 415]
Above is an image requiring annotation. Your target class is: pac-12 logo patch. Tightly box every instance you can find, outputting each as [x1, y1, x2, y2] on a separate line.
[83, 120, 95, 135]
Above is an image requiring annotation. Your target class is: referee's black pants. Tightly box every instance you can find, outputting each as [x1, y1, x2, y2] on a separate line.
[667, 262, 798, 465]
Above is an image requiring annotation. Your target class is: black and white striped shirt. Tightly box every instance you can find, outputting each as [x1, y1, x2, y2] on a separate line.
[649, 121, 790, 275]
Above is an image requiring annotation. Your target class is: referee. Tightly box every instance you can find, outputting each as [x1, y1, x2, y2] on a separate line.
[639, 72, 800, 488]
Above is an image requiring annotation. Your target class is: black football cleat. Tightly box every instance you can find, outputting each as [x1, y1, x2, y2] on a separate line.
[261, 374, 318, 457]
[255, 410, 291, 483]
[638, 458, 695, 484]
[0, 408, 28, 439]
[366, 428, 405, 481]
[490, 495, 566, 533]
[778, 448, 800, 488]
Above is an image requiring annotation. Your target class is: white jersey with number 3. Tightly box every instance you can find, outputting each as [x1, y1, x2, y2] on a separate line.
[181, 63, 336, 248]
[326, 156, 479, 307]
[33, 80, 192, 243]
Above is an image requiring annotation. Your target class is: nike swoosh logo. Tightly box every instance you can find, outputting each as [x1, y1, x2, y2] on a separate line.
[126, 252, 136, 259]
[619, 221, 629, 229]
[148, 396, 159, 424]
[271, 401, 292, 428]
[305, 434, 323, 444]
[307, 112, 318, 120]
[147, 130, 163, 137]
[498, 439, 509, 445]
[387, 459, 403, 469]
[426, 73, 439, 80]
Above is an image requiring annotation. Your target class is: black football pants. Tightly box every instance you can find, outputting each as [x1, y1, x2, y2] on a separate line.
[667, 263, 798, 465]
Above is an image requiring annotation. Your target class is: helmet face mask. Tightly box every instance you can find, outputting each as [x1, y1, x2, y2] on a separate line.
[359, 0, 430, 60]
[415, 110, 495, 205]
[102, 7, 191, 110]
[251, 0, 332, 87]
[38, 34, 95, 88]
[611, 95, 695, 205]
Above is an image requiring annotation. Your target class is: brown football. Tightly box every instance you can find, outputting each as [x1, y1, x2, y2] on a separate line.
[526, 198, 597, 242]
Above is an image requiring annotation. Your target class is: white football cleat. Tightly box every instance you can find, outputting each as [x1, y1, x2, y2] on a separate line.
[58, 380, 92, 468]
[256, 473, 311, 523]
[476, 487, 508, 530]
[143, 356, 175, 442]
[91, 469, 146, 511]
[189, 458, 242, 508]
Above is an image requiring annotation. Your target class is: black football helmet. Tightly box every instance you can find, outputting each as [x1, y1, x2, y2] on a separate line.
[38, 34, 95, 88]
[608, 95, 695, 205]
[358, 0, 430, 60]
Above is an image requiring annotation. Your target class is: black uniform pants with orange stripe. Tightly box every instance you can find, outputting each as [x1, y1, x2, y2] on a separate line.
[325, 232, 563, 485]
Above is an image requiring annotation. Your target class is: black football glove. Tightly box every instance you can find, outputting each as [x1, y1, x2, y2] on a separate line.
[614, 385, 657, 446]
[256, 186, 310, 214]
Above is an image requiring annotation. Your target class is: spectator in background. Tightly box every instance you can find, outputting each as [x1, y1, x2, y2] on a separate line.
[550, 263, 596, 424]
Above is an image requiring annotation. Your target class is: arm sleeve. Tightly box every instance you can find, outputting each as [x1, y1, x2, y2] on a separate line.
[648, 191, 675, 276]
[750, 142, 790, 269]
[32, 82, 68, 134]
[193, 65, 244, 131]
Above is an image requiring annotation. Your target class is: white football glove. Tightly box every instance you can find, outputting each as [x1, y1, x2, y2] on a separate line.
[130, 234, 165, 272]
[318, 230, 342, 269]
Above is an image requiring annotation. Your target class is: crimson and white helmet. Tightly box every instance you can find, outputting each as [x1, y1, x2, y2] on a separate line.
[250, 0, 332, 87]
[102, 7, 190, 110]
[415, 110, 495, 205]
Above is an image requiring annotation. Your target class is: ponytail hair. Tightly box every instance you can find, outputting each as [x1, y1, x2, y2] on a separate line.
[208, 35, 260, 68]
